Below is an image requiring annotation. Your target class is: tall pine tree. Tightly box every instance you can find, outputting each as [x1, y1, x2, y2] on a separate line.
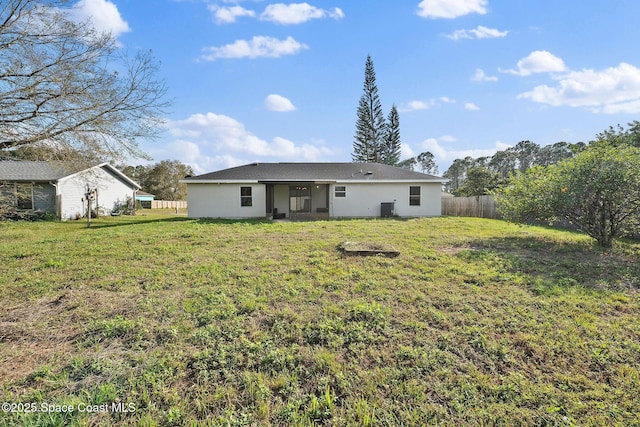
[353, 55, 386, 163]
[380, 104, 401, 165]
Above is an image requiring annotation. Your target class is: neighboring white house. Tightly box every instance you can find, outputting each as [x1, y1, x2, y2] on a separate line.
[0, 161, 140, 219]
[181, 162, 447, 219]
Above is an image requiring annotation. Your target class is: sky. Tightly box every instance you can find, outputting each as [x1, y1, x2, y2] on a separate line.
[69, 0, 640, 174]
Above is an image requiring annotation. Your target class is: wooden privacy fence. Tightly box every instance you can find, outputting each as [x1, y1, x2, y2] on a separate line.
[151, 200, 187, 209]
[441, 195, 500, 219]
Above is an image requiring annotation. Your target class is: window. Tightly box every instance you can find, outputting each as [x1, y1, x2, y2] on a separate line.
[240, 186, 252, 207]
[335, 185, 346, 198]
[16, 183, 33, 210]
[409, 186, 421, 206]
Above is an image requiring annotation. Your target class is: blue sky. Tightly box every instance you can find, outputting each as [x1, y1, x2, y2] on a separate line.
[70, 0, 640, 174]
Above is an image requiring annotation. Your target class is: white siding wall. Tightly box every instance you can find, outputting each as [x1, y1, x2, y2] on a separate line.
[331, 182, 441, 217]
[58, 167, 136, 219]
[187, 183, 266, 218]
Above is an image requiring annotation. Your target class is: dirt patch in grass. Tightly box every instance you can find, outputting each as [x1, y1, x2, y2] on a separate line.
[339, 241, 400, 257]
[0, 293, 81, 381]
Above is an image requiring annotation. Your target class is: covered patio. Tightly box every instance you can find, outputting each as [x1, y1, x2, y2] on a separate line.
[263, 182, 331, 220]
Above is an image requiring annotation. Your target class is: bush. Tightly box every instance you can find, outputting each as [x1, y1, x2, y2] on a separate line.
[497, 143, 640, 247]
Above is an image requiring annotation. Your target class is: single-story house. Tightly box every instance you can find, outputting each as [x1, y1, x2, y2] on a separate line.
[181, 162, 447, 219]
[135, 190, 155, 209]
[0, 161, 140, 219]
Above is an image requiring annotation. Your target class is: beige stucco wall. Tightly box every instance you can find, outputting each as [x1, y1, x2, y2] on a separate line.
[186, 181, 442, 218]
[187, 183, 266, 218]
[330, 182, 441, 217]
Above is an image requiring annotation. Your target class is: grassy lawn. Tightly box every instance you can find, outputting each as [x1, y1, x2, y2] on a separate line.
[1, 213, 639, 426]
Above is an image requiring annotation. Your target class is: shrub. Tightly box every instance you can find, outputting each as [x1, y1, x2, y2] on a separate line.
[497, 143, 640, 247]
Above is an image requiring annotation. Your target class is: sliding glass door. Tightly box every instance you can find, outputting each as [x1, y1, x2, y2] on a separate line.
[289, 185, 311, 213]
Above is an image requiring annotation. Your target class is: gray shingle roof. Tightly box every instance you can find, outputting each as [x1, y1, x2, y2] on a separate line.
[185, 162, 445, 182]
[0, 161, 74, 181]
[0, 161, 140, 190]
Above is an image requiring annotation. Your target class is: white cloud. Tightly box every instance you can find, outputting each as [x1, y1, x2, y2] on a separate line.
[439, 135, 458, 143]
[162, 112, 332, 173]
[601, 100, 640, 114]
[446, 25, 508, 40]
[417, 0, 487, 19]
[265, 94, 296, 112]
[519, 62, 640, 114]
[502, 50, 566, 76]
[464, 102, 480, 111]
[70, 0, 130, 38]
[403, 100, 431, 111]
[199, 36, 309, 61]
[471, 68, 498, 82]
[208, 5, 256, 24]
[398, 98, 457, 112]
[260, 3, 345, 25]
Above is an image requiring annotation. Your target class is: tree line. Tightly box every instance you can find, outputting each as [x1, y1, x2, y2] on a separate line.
[442, 140, 585, 196]
[493, 123, 640, 248]
[442, 121, 640, 198]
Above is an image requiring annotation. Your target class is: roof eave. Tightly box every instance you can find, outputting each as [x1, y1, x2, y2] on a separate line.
[180, 179, 260, 184]
[57, 163, 141, 189]
[182, 178, 448, 184]
[338, 179, 448, 184]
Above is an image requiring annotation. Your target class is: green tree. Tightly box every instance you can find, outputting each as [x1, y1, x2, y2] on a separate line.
[443, 156, 474, 193]
[595, 123, 640, 148]
[512, 140, 540, 173]
[140, 160, 193, 201]
[353, 55, 386, 163]
[416, 151, 438, 175]
[456, 167, 501, 196]
[397, 157, 417, 171]
[535, 142, 574, 167]
[497, 141, 640, 247]
[626, 120, 640, 146]
[380, 105, 401, 165]
[119, 164, 150, 186]
[488, 149, 517, 179]
[0, 0, 169, 161]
